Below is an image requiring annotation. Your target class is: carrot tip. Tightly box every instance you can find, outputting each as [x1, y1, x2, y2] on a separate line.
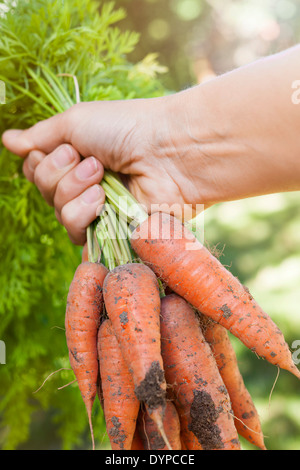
[146, 407, 173, 451]
[156, 421, 173, 451]
[292, 366, 300, 380]
[285, 362, 300, 379]
[88, 413, 95, 451]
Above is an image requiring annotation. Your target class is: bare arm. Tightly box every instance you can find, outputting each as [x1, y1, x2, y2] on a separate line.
[175, 44, 300, 204]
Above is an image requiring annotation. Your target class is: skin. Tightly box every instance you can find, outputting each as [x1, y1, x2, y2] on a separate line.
[2, 45, 300, 245]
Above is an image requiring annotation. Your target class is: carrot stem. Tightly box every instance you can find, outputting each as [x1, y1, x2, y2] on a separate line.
[96, 172, 148, 269]
[87, 222, 101, 263]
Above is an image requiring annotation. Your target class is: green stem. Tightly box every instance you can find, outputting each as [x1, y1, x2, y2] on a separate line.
[185, 213, 203, 242]
[100, 180, 129, 223]
[96, 219, 116, 271]
[105, 203, 131, 265]
[105, 208, 124, 264]
[86, 222, 101, 263]
[27, 68, 65, 113]
[41, 67, 74, 110]
[115, 214, 133, 263]
[101, 172, 148, 227]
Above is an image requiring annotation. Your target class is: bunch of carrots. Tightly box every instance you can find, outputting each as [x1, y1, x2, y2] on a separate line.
[3, 0, 297, 450]
[64, 175, 300, 451]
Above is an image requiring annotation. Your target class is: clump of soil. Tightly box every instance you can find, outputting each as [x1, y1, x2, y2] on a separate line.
[134, 361, 166, 410]
[220, 304, 233, 319]
[188, 389, 224, 450]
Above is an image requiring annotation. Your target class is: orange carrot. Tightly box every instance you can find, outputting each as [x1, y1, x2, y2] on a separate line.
[98, 318, 140, 450]
[103, 263, 171, 449]
[181, 439, 187, 451]
[160, 293, 241, 450]
[65, 261, 108, 449]
[131, 212, 300, 379]
[81, 242, 89, 263]
[137, 402, 181, 450]
[131, 429, 145, 450]
[202, 317, 266, 450]
[97, 374, 104, 409]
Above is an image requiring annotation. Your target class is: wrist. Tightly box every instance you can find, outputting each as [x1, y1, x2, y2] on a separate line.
[161, 85, 247, 207]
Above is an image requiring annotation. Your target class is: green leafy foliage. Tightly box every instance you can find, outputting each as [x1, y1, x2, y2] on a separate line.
[0, 0, 166, 450]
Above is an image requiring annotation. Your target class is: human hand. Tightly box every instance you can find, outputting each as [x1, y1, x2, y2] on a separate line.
[4, 45, 300, 245]
[2, 94, 209, 245]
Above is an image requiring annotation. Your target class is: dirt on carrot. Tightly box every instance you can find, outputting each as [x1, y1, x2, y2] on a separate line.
[160, 293, 241, 450]
[103, 262, 171, 449]
[98, 318, 140, 450]
[137, 401, 181, 450]
[202, 316, 266, 450]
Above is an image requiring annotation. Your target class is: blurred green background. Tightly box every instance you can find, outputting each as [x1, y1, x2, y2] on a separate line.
[1, 0, 300, 450]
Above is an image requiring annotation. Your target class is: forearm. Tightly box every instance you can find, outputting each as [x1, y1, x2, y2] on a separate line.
[171, 45, 300, 205]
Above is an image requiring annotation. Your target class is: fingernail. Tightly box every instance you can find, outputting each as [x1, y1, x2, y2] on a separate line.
[76, 157, 98, 180]
[52, 145, 75, 169]
[81, 185, 102, 204]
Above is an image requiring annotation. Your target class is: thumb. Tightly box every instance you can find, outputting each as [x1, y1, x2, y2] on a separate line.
[2, 112, 70, 157]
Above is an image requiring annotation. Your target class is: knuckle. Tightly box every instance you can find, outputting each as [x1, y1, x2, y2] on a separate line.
[54, 208, 62, 224]
[33, 164, 52, 196]
[65, 102, 84, 128]
[22, 159, 34, 183]
[68, 232, 84, 246]
[28, 149, 44, 166]
[60, 201, 88, 246]
[54, 179, 69, 205]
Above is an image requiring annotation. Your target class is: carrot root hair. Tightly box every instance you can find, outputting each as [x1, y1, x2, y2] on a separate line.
[146, 406, 173, 451]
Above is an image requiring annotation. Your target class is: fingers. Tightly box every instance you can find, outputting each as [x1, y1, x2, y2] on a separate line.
[22, 142, 104, 211]
[19, 140, 105, 245]
[23, 150, 46, 183]
[33, 144, 81, 206]
[60, 184, 105, 245]
[2, 103, 93, 159]
[24, 143, 105, 245]
[54, 156, 104, 213]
